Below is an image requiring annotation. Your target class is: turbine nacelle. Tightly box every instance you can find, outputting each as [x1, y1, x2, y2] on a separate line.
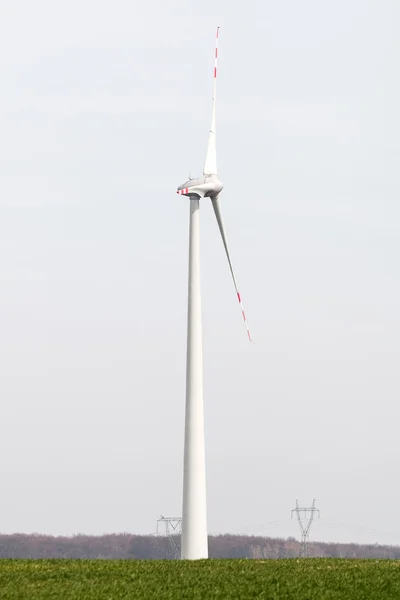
[177, 174, 223, 199]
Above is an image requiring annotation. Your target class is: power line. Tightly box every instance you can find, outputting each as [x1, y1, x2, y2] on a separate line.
[291, 499, 320, 557]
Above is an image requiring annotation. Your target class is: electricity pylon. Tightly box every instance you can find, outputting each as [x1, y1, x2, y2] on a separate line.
[156, 515, 182, 559]
[291, 499, 319, 557]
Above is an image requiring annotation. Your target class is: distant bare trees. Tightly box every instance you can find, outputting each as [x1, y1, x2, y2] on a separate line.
[0, 533, 399, 559]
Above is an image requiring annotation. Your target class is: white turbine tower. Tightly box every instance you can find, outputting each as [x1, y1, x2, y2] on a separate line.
[177, 27, 251, 560]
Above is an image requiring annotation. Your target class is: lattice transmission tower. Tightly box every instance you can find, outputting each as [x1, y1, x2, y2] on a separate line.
[156, 515, 182, 559]
[291, 499, 319, 557]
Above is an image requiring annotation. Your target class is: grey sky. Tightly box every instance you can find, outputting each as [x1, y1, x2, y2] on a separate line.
[0, 0, 399, 546]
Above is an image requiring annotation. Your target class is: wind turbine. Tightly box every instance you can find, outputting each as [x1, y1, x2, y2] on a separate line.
[177, 27, 251, 560]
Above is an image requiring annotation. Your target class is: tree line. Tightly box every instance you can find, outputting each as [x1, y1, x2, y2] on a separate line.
[0, 533, 399, 559]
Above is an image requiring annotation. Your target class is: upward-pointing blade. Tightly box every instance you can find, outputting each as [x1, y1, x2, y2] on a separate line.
[203, 27, 219, 176]
[211, 196, 252, 341]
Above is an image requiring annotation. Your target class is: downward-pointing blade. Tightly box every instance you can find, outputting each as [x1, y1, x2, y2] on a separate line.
[211, 196, 252, 341]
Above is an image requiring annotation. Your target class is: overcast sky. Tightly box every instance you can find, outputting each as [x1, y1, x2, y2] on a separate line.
[0, 0, 399, 547]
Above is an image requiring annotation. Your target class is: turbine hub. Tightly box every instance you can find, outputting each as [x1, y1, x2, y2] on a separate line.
[176, 174, 223, 198]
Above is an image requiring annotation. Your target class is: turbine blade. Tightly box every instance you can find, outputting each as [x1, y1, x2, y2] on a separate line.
[212, 196, 252, 341]
[203, 27, 219, 176]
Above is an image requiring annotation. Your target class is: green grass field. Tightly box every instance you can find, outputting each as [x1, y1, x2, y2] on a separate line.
[0, 559, 399, 599]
